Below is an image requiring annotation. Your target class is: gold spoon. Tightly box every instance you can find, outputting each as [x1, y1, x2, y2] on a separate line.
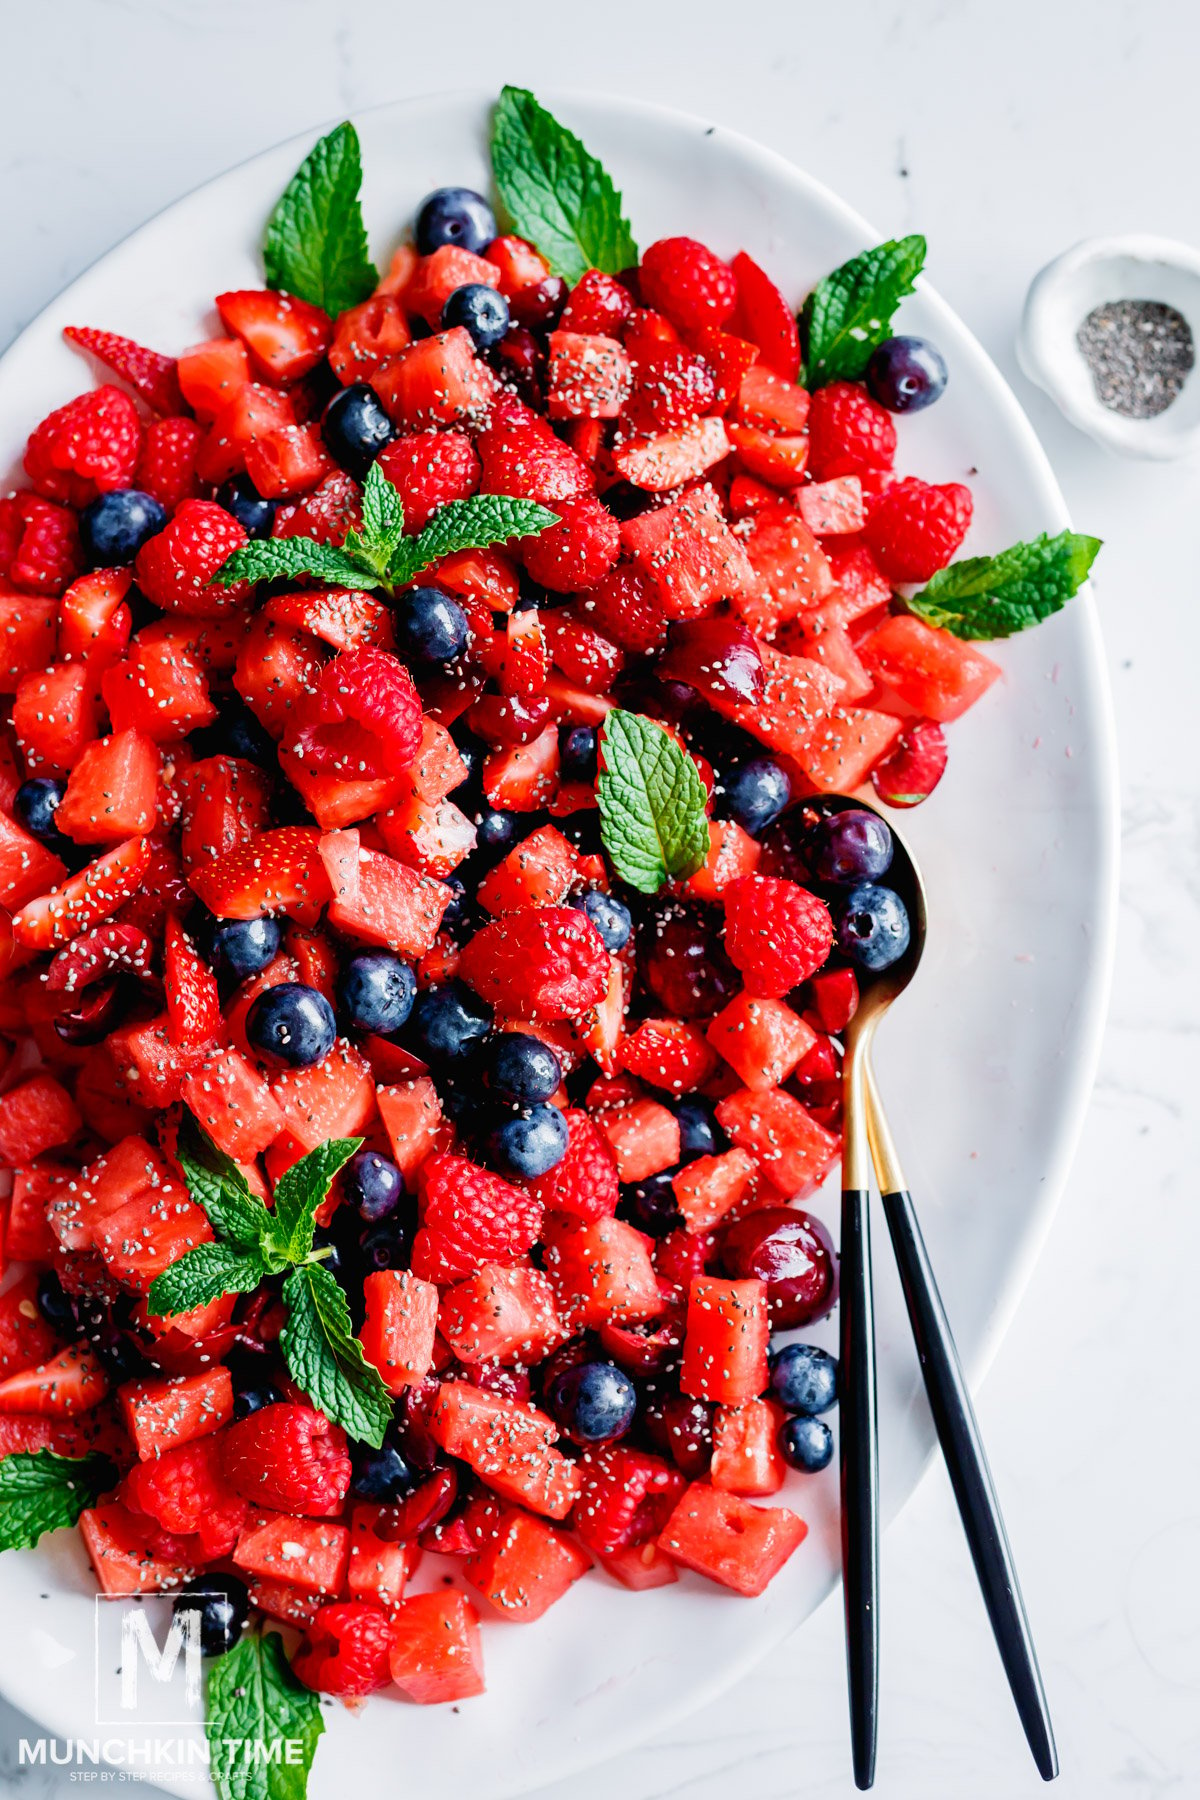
[827, 794, 1058, 1786]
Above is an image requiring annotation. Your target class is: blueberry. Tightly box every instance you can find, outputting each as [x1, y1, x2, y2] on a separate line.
[349, 1436, 419, 1503]
[450, 729, 484, 793]
[438, 874, 469, 933]
[246, 982, 337, 1067]
[174, 1573, 250, 1658]
[231, 1380, 284, 1422]
[779, 1415, 834, 1473]
[337, 950, 416, 1035]
[358, 1209, 414, 1272]
[394, 587, 469, 664]
[487, 1102, 569, 1179]
[619, 1167, 683, 1238]
[809, 809, 893, 884]
[570, 888, 631, 952]
[321, 382, 395, 478]
[215, 473, 276, 539]
[833, 883, 911, 973]
[345, 1148, 404, 1222]
[199, 913, 281, 980]
[547, 1360, 637, 1445]
[78, 488, 166, 567]
[442, 282, 510, 350]
[408, 980, 492, 1063]
[91, 1328, 152, 1386]
[672, 1096, 726, 1161]
[769, 1343, 839, 1415]
[14, 777, 69, 849]
[865, 335, 948, 414]
[191, 698, 277, 769]
[559, 725, 598, 782]
[718, 757, 792, 837]
[472, 803, 519, 860]
[36, 1270, 77, 1337]
[415, 187, 496, 256]
[486, 1032, 562, 1105]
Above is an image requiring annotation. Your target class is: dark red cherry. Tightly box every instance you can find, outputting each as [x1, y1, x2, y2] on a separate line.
[643, 1393, 713, 1478]
[637, 902, 739, 1019]
[658, 616, 765, 706]
[719, 1207, 838, 1328]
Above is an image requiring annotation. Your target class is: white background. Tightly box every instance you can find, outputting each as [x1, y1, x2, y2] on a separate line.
[1, 1, 1198, 1797]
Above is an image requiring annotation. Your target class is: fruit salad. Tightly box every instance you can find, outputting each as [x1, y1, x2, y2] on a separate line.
[0, 86, 1098, 1793]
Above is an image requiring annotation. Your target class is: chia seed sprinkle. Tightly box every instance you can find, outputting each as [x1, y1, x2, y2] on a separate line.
[1076, 298, 1194, 419]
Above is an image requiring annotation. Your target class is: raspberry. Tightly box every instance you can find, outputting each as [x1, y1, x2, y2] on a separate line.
[135, 416, 203, 514]
[477, 393, 594, 507]
[292, 1602, 393, 1697]
[134, 498, 251, 616]
[625, 346, 718, 431]
[559, 270, 633, 336]
[220, 1402, 351, 1517]
[273, 470, 363, 545]
[572, 1444, 686, 1554]
[121, 1435, 247, 1560]
[315, 646, 423, 774]
[807, 380, 897, 480]
[377, 429, 481, 533]
[63, 326, 182, 415]
[24, 385, 142, 507]
[864, 476, 973, 583]
[526, 1107, 619, 1220]
[458, 907, 610, 1021]
[577, 564, 667, 653]
[0, 495, 23, 576]
[412, 1152, 543, 1284]
[9, 495, 83, 596]
[724, 875, 834, 997]
[639, 238, 738, 336]
[519, 494, 620, 594]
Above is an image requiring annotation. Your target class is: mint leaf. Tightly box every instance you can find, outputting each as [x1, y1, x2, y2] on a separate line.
[491, 86, 637, 284]
[391, 493, 560, 585]
[280, 1264, 393, 1446]
[210, 537, 378, 592]
[266, 1137, 362, 1267]
[0, 1450, 115, 1552]
[597, 710, 710, 893]
[906, 530, 1102, 639]
[146, 1242, 269, 1321]
[176, 1129, 271, 1250]
[801, 235, 927, 386]
[206, 1630, 324, 1800]
[263, 122, 376, 318]
[358, 459, 406, 549]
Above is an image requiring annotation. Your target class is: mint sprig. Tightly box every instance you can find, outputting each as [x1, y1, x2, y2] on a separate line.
[149, 1128, 393, 1445]
[211, 463, 558, 595]
[206, 1630, 324, 1800]
[905, 531, 1102, 640]
[801, 235, 927, 386]
[597, 709, 710, 893]
[0, 1449, 115, 1552]
[491, 86, 638, 283]
[263, 122, 376, 318]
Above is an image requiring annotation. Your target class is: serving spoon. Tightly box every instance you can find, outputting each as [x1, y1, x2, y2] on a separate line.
[830, 793, 1059, 1787]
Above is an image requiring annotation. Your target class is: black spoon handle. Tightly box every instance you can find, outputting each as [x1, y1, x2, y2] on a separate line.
[881, 1186, 1059, 1782]
[839, 1184, 879, 1791]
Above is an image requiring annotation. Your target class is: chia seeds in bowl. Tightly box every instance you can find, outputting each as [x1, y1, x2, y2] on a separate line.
[1076, 298, 1194, 419]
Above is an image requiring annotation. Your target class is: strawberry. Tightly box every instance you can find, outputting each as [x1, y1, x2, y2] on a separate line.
[625, 346, 718, 431]
[188, 826, 331, 922]
[11, 836, 153, 951]
[0, 1344, 109, 1417]
[163, 914, 222, 1049]
[727, 252, 802, 381]
[639, 238, 737, 335]
[293, 1601, 394, 1697]
[526, 1107, 619, 1220]
[476, 393, 593, 507]
[458, 907, 610, 1021]
[9, 495, 83, 596]
[220, 1403, 351, 1517]
[134, 499, 251, 616]
[519, 495, 620, 594]
[215, 290, 332, 383]
[377, 430, 481, 532]
[24, 385, 142, 507]
[313, 647, 424, 776]
[806, 380, 897, 480]
[559, 270, 633, 336]
[571, 1444, 686, 1554]
[723, 875, 834, 998]
[273, 471, 363, 546]
[121, 1433, 247, 1559]
[864, 476, 973, 583]
[63, 325, 183, 415]
[411, 1153, 543, 1284]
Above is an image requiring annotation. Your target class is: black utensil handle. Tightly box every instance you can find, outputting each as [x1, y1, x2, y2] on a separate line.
[881, 1187, 1059, 1782]
[839, 1185, 879, 1791]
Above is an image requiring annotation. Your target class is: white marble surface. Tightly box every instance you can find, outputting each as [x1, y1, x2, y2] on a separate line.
[1, 1, 1197, 1795]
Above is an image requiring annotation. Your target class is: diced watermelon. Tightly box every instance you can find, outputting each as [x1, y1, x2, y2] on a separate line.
[180, 1046, 284, 1160]
[798, 706, 904, 793]
[0, 1073, 81, 1164]
[542, 1215, 663, 1330]
[0, 808, 67, 911]
[92, 1187, 212, 1294]
[80, 1502, 195, 1595]
[0, 1271, 61, 1376]
[268, 1041, 375, 1150]
[347, 1505, 420, 1610]
[427, 1381, 581, 1520]
[0, 592, 58, 694]
[594, 1095, 680, 1182]
[359, 1270, 439, 1394]
[715, 1085, 840, 1197]
[679, 1275, 769, 1405]
[375, 1076, 442, 1180]
[388, 1590, 485, 1703]
[13, 661, 103, 775]
[233, 1510, 350, 1596]
[600, 1540, 680, 1589]
[706, 993, 816, 1090]
[438, 1264, 565, 1366]
[54, 729, 159, 844]
[373, 328, 496, 431]
[320, 828, 451, 956]
[671, 1149, 757, 1234]
[710, 1398, 787, 1496]
[658, 1483, 807, 1595]
[859, 613, 1001, 722]
[683, 818, 760, 901]
[476, 823, 580, 913]
[120, 1366, 234, 1460]
[621, 485, 755, 620]
[465, 1506, 591, 1620]
[736, 501, 836, 636]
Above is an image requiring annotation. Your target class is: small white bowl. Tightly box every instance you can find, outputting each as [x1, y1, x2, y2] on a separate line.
[1017, 233, 1200, 458]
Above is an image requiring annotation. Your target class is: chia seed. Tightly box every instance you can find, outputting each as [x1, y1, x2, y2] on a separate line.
[1076, 298, 1194, 419]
